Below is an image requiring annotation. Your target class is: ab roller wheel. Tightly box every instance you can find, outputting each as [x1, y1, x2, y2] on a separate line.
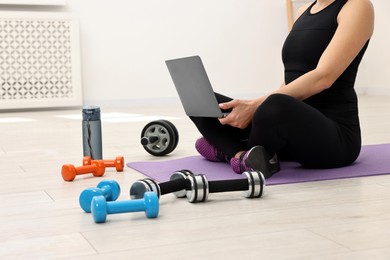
[140, 120, 179, 156]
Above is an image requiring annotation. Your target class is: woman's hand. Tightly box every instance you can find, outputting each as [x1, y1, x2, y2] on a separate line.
[218, 98, 263, 129]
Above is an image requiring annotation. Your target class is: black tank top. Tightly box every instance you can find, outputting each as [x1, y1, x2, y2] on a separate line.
[282, 0, 369, 126]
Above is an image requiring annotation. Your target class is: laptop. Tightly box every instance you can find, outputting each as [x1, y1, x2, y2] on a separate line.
[165, 55, 229, 118]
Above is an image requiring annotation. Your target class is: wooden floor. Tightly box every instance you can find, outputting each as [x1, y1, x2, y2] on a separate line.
[1, 95, 390, 259]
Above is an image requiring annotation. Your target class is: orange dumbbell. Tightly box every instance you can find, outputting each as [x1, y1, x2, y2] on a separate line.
[62, 160, 106, 181]
[83, 156, 124, 172]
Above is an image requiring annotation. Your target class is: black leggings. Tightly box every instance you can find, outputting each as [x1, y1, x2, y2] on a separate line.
[190, 93, 361, 168]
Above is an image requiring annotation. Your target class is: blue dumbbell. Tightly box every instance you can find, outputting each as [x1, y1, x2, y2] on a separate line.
[91, 192, 159, 223]
[79, 180, 121, 213]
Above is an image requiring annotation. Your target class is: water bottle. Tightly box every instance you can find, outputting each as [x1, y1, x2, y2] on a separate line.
[82, 106, 103, 160]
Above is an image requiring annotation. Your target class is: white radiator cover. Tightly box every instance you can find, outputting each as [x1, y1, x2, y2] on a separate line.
[0, 12, 82, 110]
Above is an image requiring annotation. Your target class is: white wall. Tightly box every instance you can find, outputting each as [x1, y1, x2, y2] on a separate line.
[355, 0, 390, 95]
[65, 0, 289, 106]
[1, 0, 389, 107]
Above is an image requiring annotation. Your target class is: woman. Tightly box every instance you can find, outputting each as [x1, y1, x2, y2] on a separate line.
[190, 0, 374, 179]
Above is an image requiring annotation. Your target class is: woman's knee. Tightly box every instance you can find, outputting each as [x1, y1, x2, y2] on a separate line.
[253, 94, 296, 124]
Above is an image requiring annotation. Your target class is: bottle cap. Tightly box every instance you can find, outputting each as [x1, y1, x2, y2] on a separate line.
[82, 106, 101, 121]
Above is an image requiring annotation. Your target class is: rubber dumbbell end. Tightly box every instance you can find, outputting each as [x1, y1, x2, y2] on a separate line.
[113, 156, 125, 171]
[144, 192, 159, 218]
[79, 180, 121, 213]
[91, 195, 108, 223]
[61, 164, 76, 181]
[80, 188, 103, 213]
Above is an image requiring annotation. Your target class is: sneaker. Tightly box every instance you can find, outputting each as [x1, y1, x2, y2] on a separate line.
[195, 137, 228, 162]
[230, 145, 280, 179]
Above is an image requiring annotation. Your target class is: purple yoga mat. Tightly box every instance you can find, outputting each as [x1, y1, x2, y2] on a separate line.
[127, 143, 390, 185]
